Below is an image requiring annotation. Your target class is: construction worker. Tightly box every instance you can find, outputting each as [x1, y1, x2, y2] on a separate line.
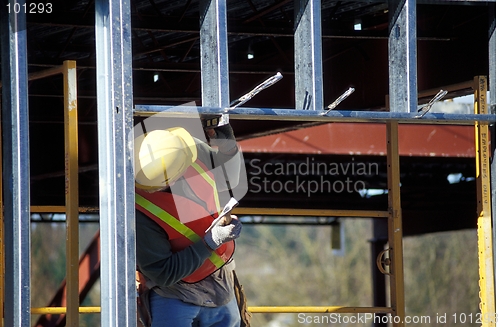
[134, 123, 245, 327]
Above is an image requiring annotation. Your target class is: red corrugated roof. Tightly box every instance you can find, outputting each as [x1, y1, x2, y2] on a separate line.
[240, 123, 476, 157]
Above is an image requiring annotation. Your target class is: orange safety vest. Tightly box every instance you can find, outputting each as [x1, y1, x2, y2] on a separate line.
[135, 159, 235, 283]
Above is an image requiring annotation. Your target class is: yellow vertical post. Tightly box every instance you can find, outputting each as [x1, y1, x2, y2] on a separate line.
[474, 75, 495, 326]
[386, 121, 405, 326]
[63, 60, 79, 327]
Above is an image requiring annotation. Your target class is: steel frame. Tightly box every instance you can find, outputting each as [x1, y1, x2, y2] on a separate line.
[95, 1, 137, 327]
[130, 1, 494, 326]
[294, 0, 323, 110]
[134, 105, 496, 124]
[1, 3, 31, 326]
[200, 0, 230, 108]
[0, 0, 495, 327]
[388, 0, 418, 113]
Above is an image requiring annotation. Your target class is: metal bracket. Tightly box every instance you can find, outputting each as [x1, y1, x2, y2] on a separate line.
[321, 87, 355, 116]
[226, 72, 283, 111]
[204, 72, 283, 128]
[414, 89, 447, 118]
[376, 248, 392, 276]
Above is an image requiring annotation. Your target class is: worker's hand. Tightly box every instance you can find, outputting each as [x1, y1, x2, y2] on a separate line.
[206, 124, 238, 155]
[204, 215, 242, 250]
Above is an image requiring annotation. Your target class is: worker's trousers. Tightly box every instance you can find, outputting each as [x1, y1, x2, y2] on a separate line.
[149, 290, 241, 327]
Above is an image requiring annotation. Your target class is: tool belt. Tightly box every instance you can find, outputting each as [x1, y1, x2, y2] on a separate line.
[233, 270, 252, 327]
[136, 271, 152, 327]
[136, 269, 251, 327]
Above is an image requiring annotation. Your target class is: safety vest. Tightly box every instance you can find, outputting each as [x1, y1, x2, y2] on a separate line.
[135, 159, 235, 283]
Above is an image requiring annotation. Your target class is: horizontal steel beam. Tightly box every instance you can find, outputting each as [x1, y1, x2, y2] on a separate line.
[133, 105, 496, 125]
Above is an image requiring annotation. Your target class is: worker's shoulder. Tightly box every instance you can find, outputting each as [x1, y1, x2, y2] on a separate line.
[194, 137, 210, 148]
[194, 137, 215, 159]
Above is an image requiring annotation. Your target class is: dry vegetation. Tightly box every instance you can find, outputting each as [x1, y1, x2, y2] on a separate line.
[30, 218, 480, 326]
[234, 219, 480, 327]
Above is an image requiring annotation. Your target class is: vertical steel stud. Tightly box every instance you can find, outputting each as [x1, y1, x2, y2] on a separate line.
[294, 0, 323, 110]
[388, 0, 417, 113]
[0, 1, 31, 326]
[200, 0, 230, 108]
[95, 1, 137, 326]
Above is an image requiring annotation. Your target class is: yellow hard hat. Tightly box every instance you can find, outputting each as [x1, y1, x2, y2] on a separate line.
[134, 127, 197, 191]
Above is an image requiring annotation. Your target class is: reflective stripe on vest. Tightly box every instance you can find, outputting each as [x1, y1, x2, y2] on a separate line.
[135, 193, 226, 268]
[190, 161, 221, 213]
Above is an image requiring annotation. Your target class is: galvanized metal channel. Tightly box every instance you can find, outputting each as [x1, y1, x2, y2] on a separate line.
[95, 1, 137, 326]
[294, 0, 323, 110]
[0, 3, 31, 326]
[388, 0, 418, 113]
[134, 105, 496, 125]
[199, 0, 230, 108]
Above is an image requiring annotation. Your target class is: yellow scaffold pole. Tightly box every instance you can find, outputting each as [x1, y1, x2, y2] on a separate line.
[31, 307, 101, 314]
[386, 121, 405, 326]
[474, 75, 495, 327]
[247, 306, 393, 314]
[64, 60, 80, 327]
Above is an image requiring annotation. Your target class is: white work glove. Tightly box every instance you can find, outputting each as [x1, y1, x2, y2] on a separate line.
[206, 124, 238, 155]
[204, 215, 242, 250]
